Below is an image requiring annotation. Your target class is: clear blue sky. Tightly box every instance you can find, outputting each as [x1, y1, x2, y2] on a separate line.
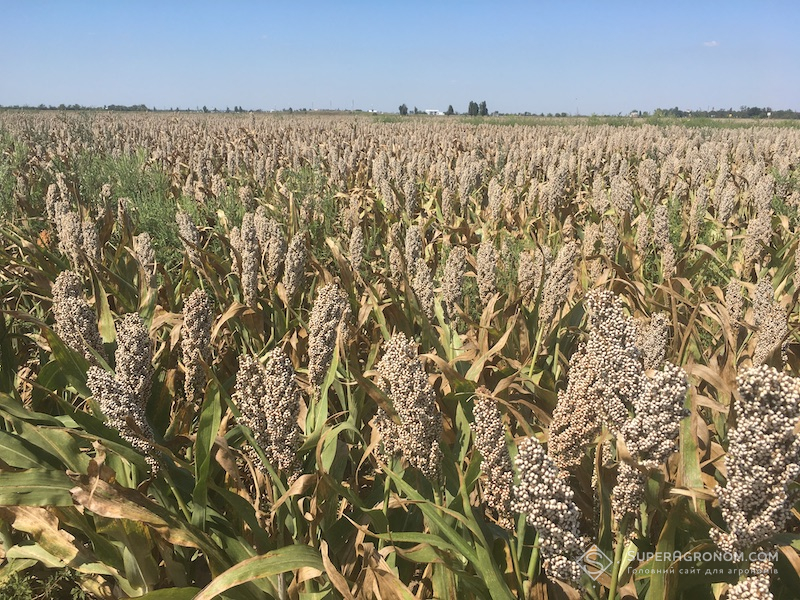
[1, 1, 797, 115]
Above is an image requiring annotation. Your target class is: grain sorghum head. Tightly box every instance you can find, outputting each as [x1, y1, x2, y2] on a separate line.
[610, 174, 633, 216]
[611, 460, 646, 527]
[51, 271, 105, 365]
[487, 177, 504, 226]
[727, 278, 743, 339]
[404, 227, 423, 281]
[442, 245, 467, 320]
[689, 184, 709, 243]
[176, 210, 201, 267]
[538, 241, 578, 330]
[753, 175, 774, 216]
[114, 313, 154, 405]
[238, 185, 255, 211]
[181, 289, 213, 407]
[726, 559, 774, 600]
[591, 173, 609, 214]
[233, 355, 268, 443]
[46, 183, 66, 222]
[472, 387, 514, 529]
[652, 205, 670, 251]
[476, 239, 498, 306]
[133, 232, 156, 286]
[602, 217, 619, 258]
[548, 345, 603, 473]
[752, 275, 788, 366]
[81, 219, 100, 267]
[349, 225, 364, 272]
[254, 208, 286, 286]
[513, 436, 588, 583]
[441, 185, 456, 223]
[261, 348, 302, 478]
[637, 312, 670, 370]
[373, 332, 442, 480]
[282, 234, 307, 301]
[622, 362, 689, 469]
[742, 212, 772, 274]
[635, 213, 653, 258]
[239, 212, 260, 308]
[52, 270, 83, 301]
[411, 257, 435, 320]
[584, 290, 643, 432]
[389, 246, 404, 288]
[308, 282, 351, 386]
[711, 366, 800, 554]
[87, 366, 159, 473]
[661, 243, 677, 280]
[403, 176, 418, 217]
[234, 351, 303, 482]
[53, 297, 106, 365]
[57, 210, 84, 269]
[717, 181, 737, 226]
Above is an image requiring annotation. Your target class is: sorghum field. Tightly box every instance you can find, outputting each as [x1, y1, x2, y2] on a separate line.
[0, 112, 798, 600]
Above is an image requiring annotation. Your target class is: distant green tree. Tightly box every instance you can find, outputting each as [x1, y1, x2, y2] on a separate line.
[413, 106, 419, 114]
[446, 105, 454, 115]
[479, 101, 488, 116]
[399, 104, 408, 116]
[202, 105, 209, 113]
[468, 101, 478, 116]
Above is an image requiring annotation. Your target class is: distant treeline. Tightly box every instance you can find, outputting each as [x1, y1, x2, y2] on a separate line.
[0, 104, 152, 112]
[0, 104, 798, 119]
[651, 106, 800, 119]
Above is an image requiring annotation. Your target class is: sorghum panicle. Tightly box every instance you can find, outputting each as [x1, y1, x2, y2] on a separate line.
[283, 234, 307, 301]
[51, 271, 106, 364]
[182, 289, 213, 407]
[513, 436, 588, 584]
[476, 239, 498, 306]
[538, 241, 578, 330]
[308, 282, 351, 386]
[373, 333, 442, 480]
[712, 366, 800, 554]
[114, 313, 154, 406]
[87, 366, 159, 473]
[472, 387, 514, 529]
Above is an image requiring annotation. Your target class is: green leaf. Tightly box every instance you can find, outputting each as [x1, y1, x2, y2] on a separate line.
[0, 316, 15, 393]
[10, 419, 90, 473]
[0, 391, 62, 425]
[88, 263, 117, 343]
[43, 327, 91, 398]
[383, 468, 515, 600]
[51, 395, 149, 472]
[649, 502, 682, 600]
[0, 430, 61, 469]
[193, 374, 222, 530]
[194, 545, 324, 600]
[678, 390, 705, 515]
[0, 470, 75, 506]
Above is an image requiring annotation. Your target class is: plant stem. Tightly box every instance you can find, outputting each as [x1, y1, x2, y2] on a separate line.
[608, 516, 630, 600]
[527, 325, 545, 378]
[161, 468, 192, 522]
[526, 531, 540, 584]
[515, 513, 527, 563]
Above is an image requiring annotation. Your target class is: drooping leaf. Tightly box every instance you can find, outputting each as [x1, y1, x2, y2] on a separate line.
[0, 470, 75, 506]
[194, 545, 324, 600]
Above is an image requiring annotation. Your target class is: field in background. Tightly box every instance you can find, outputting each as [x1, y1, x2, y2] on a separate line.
[0, 112, 798, 599]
